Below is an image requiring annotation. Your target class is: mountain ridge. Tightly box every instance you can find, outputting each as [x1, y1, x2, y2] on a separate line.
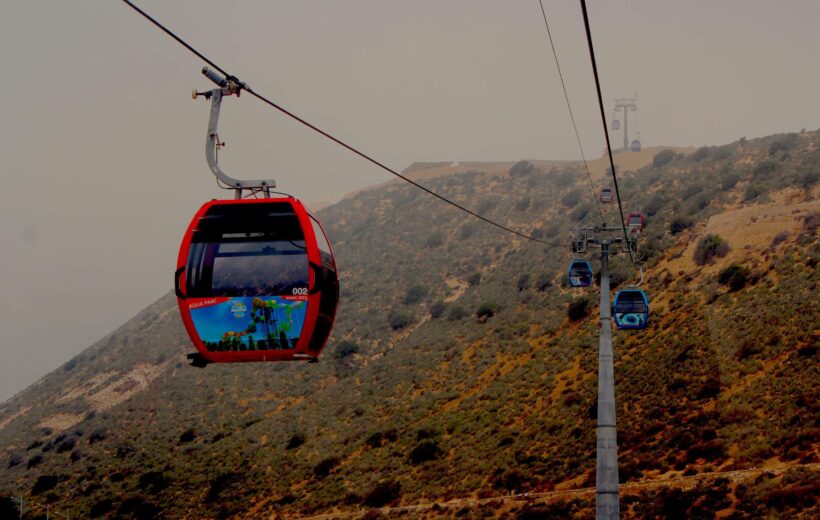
[1, 130, 818, 518]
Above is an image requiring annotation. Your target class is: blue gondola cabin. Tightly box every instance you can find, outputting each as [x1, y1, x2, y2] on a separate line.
[568, 259, 593, 288]
[613, 289, 649, 330]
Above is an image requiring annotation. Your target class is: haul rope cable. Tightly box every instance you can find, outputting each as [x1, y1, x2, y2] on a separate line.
[120, 0, 564, 248]
[537, 0, 606, 228]
[579, 0, 636, 263]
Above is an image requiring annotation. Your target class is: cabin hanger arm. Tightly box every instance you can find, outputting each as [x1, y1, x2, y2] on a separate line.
[193, 67, 276, 197]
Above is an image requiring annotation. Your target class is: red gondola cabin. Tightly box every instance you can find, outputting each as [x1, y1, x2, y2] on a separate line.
[627, 211, 645, 236]
[600, 188, 613, 203]
[175, 198, 338, 366]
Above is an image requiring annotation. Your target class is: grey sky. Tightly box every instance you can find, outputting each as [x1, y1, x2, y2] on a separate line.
[1, 1, 818, 403]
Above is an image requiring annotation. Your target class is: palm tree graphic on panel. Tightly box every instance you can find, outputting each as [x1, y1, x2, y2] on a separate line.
[215, 298, 304, 351]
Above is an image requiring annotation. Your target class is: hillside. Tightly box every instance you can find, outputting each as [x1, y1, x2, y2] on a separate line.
[1, 131, 818, 519]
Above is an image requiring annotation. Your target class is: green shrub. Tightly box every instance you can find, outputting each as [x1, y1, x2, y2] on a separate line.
[692, 146, 711, 162]
[476, 302, 500, 320]
[669, 215, 694, 234]
[7, 452, 23, 468]
[424, 231, 444, 248]
[56, 436, 77, 453]
[561, 190, 581, 207]
[117, 498, 162, 518]
[363, 481, 401, 507]
[313, 456, 341, 478]
[770, 231, 789, 248]
[178, 428, 196, 444]
[744, 184, 765, 202]
[718, 264, 750, 291]
[653, 149, 677, 168]
[567, 297, 591, 321]
[693, 234, 729, 266]
[206, 472, 238, 502]
[89, 499, 114, 517]
[32, 474, 60, 495]
[409, 439, 444, 464]
[720, 172, 740, 190]
[516, 274, 530, 291]
[768, 134, 799, 156]
[446, 306, 467, 321]
[27, 454, 43, 468]
[753, 159, 779, 178]
[459, 224, 475, 239]
[535, 273, 553, 291]
[429, 300, 446, 319]
[138, 471, 170, 493]
[286, 433, 306, 450]
[509, 160, 535, 177]
[404, 285, 427, 304]
[388, 310, 413, 330]
[335, 341, 360, 359]
[88, 428, 107, 444]
[515, 196, 531, 211]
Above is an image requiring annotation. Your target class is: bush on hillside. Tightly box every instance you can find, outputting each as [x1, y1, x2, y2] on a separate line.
[313, 457, 341, 479]
[388, 310, 413, 330]
[693, 234, 729, 266]
[404, 285, 427, 305]
[88, 428, 108, 444]
[286, 433, 306, 450]
[509, 160, 536, 177]
[477, 302, 500, 321]
[429, 300, 446, 319]
[446, 305, 467, 321]
[535, 273, 553, 291]
[718, 264, 751, 292]
[768, 134, 799, 156]
[335, 341, 360, 359]
[516, 274, 530, 291]
[653, 149, 677, 168]
[424, 231, 444, 248]
[561, 190, 581, 207]
[669, 215, 694, 234]
[409, 439, 444, 464]
[32, 475, 60, 495]
[363, 481, 401, 508]
[567, 297, 591, 321]
[7, 452, 24, 468]
[178, 428, 196, 444]
[692, 146, 711, 162]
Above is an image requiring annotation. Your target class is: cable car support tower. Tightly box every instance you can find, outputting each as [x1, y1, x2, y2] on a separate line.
[613, 95, 637, 152]
[570, 226, 638, 519]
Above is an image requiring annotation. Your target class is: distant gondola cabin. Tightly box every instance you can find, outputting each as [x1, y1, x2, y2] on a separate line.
[627, 212, 645, 236]
[568, 259, 593, 288]
[600, 188, 613, 203]
[630, 139, 642, 152]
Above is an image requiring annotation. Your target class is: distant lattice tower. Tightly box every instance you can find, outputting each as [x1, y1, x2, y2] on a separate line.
[612, 94, 638, 151]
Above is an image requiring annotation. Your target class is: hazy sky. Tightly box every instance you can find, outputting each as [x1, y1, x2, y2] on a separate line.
[1, 1, 819, 403]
